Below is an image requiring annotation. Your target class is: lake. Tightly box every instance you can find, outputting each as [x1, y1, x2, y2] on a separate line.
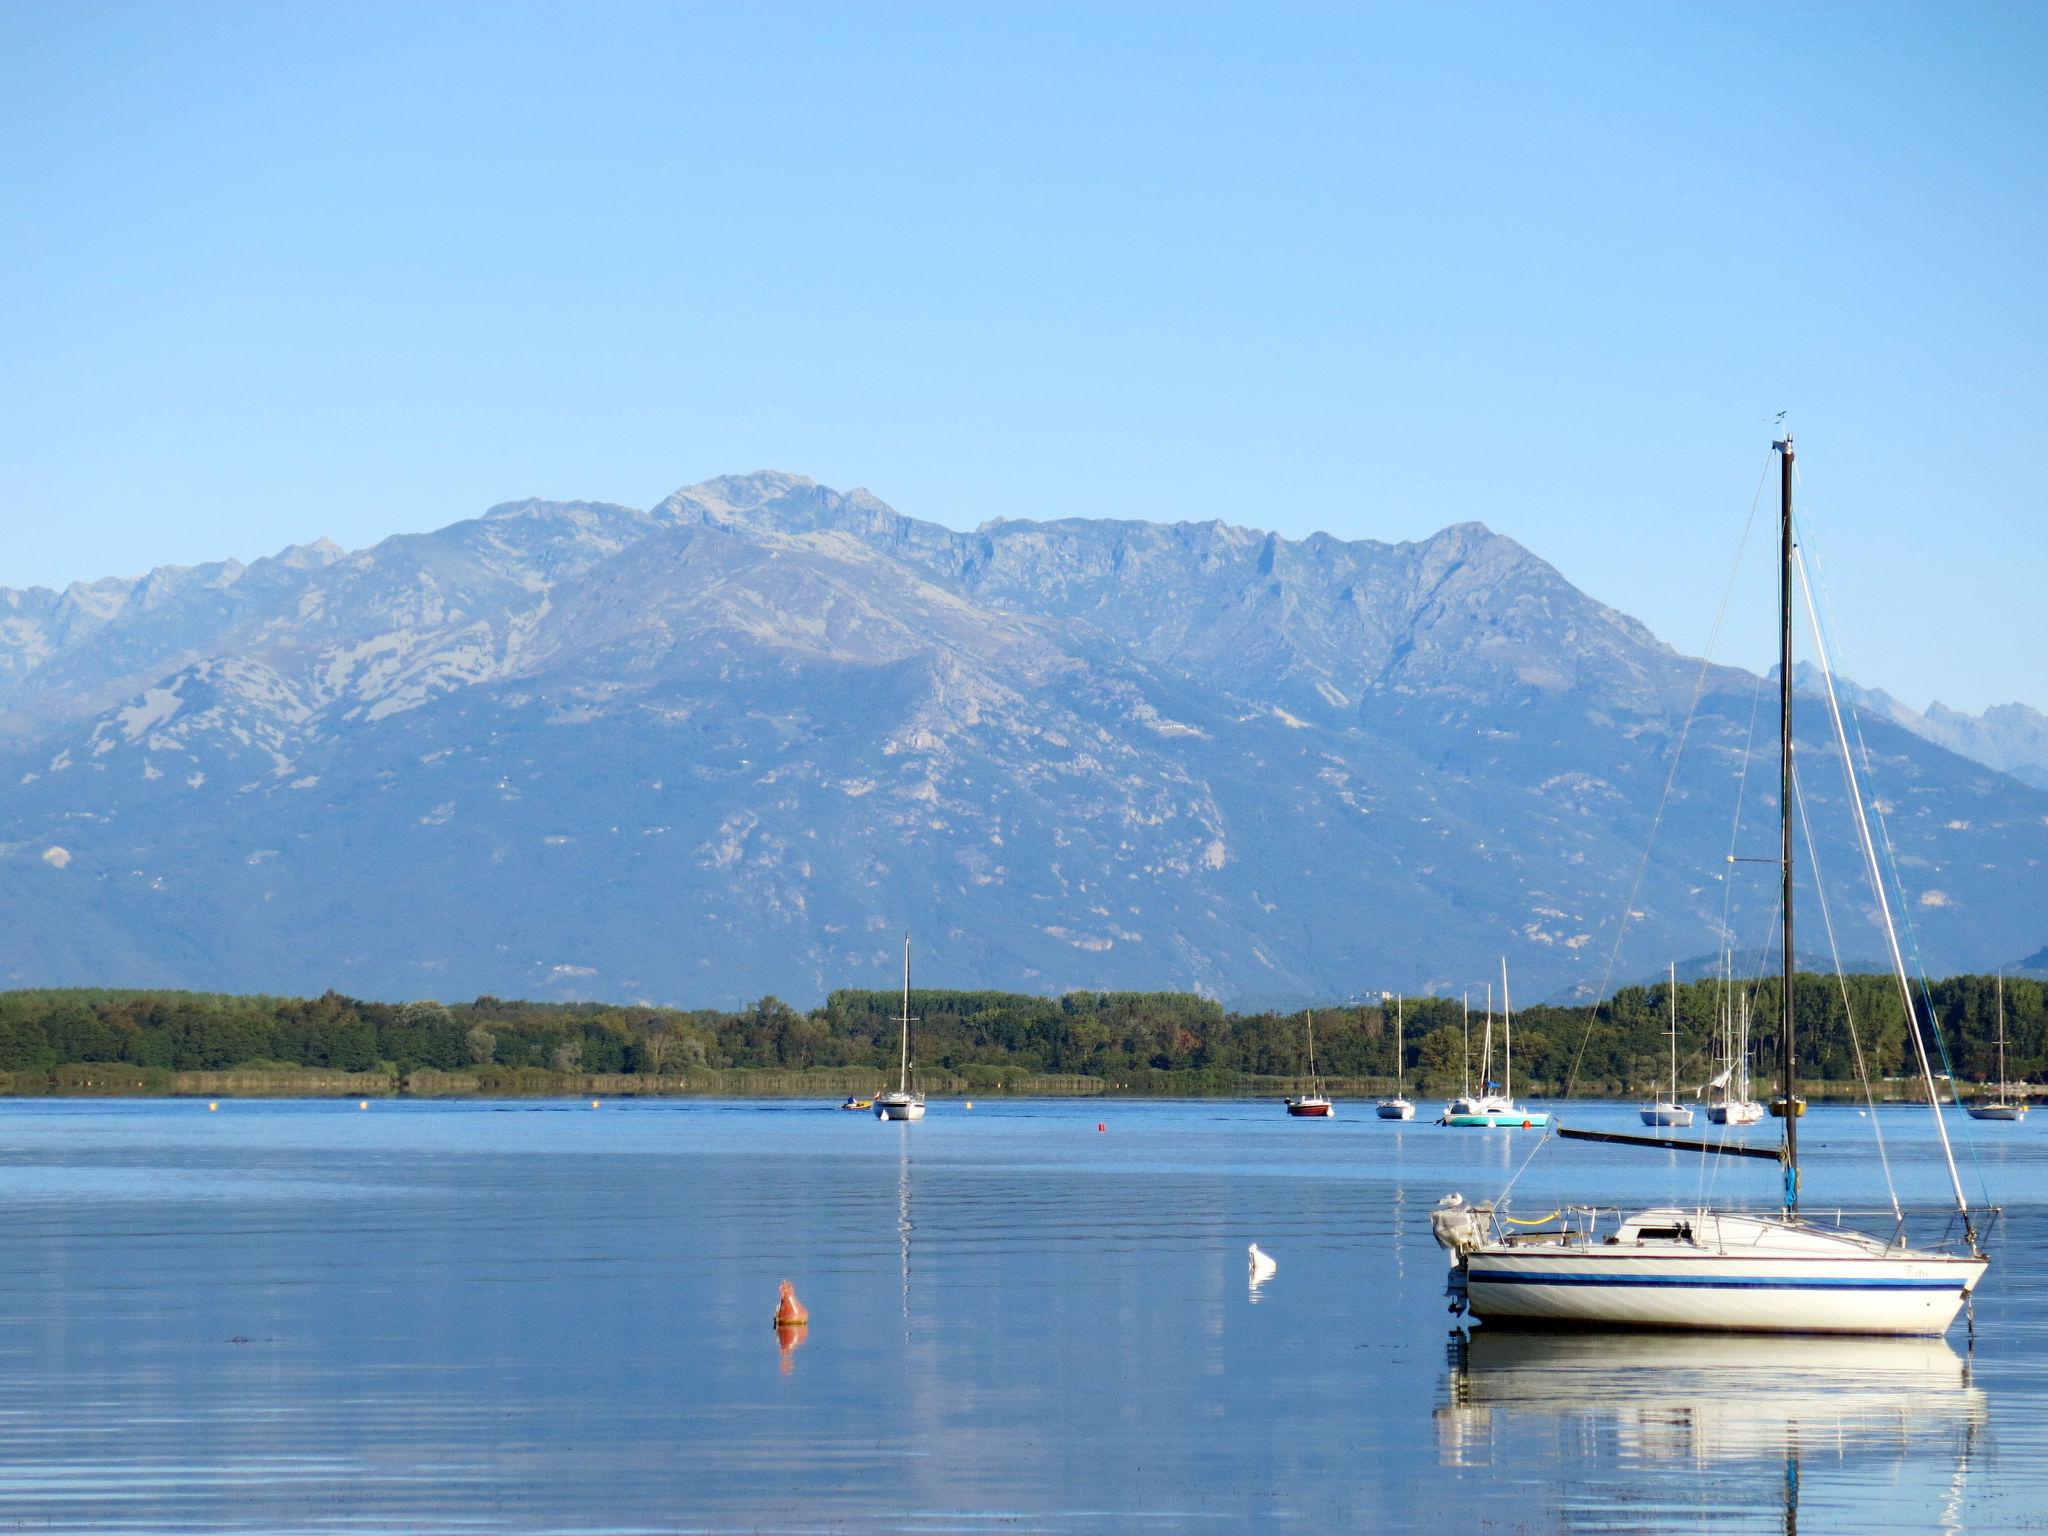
[0, 1097, 2039, 1532]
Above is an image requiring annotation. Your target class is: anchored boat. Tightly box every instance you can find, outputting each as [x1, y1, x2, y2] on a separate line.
[1285, 1008, 1333, 1116]
[874, 932, 926, 1122]
[1965, 972, 2027, 1121]
[1441, 961, 1548, 1128]
[1376, 993, 1415, 1120]
[1431, 435, 1989, 1335]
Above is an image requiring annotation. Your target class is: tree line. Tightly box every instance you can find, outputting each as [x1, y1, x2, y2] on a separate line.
[0, 972, 2037, 1093]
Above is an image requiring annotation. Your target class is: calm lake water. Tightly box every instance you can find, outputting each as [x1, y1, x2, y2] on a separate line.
[0, 1097, 2040, 1533]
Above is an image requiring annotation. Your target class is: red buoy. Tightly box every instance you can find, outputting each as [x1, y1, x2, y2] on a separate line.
[773, 1280, 809, 1327]
[1097, 1122, 1105, 1133]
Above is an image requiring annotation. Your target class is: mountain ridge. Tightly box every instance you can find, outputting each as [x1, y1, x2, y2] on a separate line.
[4, 471, 2043, 1008]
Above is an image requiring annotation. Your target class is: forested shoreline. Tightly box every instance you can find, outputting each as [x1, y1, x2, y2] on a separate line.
[0, 972, 2038, 1099]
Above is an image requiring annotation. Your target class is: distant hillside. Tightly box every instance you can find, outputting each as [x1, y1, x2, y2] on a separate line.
[3, 472, 2045, 1006]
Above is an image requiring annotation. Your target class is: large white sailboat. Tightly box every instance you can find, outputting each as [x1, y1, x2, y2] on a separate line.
[874, 933, 927, 1122]
[1638, 962, 1694, 1127]
[1431, 435, 1990, 1335]
[1441, 962, 1548, 1128]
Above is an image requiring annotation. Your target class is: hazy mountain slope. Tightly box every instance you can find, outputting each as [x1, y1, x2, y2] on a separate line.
[1802, 667, 2048, 792]
[3, 472, 2043, 1006]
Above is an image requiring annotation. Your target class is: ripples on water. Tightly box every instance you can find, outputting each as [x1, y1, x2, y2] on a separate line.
[0, 1098, 2039, 1532]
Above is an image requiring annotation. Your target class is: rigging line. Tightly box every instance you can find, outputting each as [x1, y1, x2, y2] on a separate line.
[1791, 762, 1903, 1223]
[1492, 1125, 1556, 1213]
[1794, 542, 1970, 1221]
[1702, 665, 1769, 1213]
[1562, 451, 1776, 1100]
[1796, 513, 1994, 1208]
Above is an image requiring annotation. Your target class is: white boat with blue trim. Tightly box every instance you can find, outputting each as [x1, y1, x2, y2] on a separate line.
[1431, 435, 1991, 1336]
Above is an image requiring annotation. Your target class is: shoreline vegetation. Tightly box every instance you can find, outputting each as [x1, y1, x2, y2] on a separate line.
[0, 973, 2039, 1101]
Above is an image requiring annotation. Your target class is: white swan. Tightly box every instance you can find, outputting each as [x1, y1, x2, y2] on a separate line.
[1247, 1243, 1277, 1282]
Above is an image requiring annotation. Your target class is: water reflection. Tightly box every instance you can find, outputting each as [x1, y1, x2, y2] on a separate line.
[1440, 1328, 1988, 1531]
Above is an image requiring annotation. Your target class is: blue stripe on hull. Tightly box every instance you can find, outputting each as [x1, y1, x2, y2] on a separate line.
[1469, 1271, 1962, 1292]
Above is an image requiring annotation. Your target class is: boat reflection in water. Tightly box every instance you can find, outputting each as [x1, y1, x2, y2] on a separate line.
[1438, 1328, 1986, 1531]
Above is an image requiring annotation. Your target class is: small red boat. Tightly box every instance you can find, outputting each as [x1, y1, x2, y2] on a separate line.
[1282, 1009, 1334, 1117]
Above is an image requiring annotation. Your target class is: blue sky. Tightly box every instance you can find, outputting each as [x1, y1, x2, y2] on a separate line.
[3, 1, 2042, 710]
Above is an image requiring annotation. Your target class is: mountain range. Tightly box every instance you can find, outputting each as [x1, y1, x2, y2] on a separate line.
[3, 471, 2044, 1006]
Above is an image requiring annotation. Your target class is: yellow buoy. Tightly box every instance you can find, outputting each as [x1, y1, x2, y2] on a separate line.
[965, 1101, 974, 1110]
[207, 1102, 218, 1112]
[358, 1100, 369, 1110]
[591, 1099, 601, 1109]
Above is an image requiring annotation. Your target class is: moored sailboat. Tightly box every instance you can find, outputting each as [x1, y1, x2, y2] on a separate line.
[1440, 961, 1549, 1128]
[1285, 1008, 1333, 1116]
[1639, 962, 1694, 1127]
[874, 932, 926, 1121]
[1705, 989, 1764, 1126]
[1966, 971, 2027, 1121]
[1431, 434, 1989, 1335]
[1376, 993, 1415, 1120]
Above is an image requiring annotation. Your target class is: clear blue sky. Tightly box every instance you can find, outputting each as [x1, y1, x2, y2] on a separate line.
[3, 2, 2042, 710]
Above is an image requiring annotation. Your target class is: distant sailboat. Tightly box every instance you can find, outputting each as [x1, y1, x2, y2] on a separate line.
[1440, 961, 1548, 1128]
[1285, 1008, 1333, 1117]
[1966, 971, 2027, 1121]
[1706, 988, 1764, 1126]
[874, 933, 926, 1122]
[1377, 994, 1416, 1120]
[1639, 962, 1694, 1127]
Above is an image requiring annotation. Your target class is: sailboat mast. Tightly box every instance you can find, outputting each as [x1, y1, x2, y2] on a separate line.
[1998, 970, 2006, 1094]
[1461, 993, 1470, 1097]
[1501, 957, 1513, 1102]
[1395, 995, 1404, 1094]
[1306, 1008, 1317, 1087]
[1776, 433, 1799, 1206]
[899, 932, 912, 1095]
[1669, 961, 1679, 1103]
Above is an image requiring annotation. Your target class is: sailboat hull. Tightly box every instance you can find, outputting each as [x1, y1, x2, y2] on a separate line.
[875, 1094, 925, 1121]
[1966, 1104, 2024, 1121]
[1285, 1097, 1333, 1117]
[1375, 1099, 1416, 1120]
[1639, 1105, 1695, 1128]
[1706, 1102, 1765, 1126]
[1456, 1212, 1986, 1337]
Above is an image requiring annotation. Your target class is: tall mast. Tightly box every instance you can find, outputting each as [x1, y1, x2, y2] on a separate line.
[1776, 433, 1799, 1208]
[899, 931, 912, 1095]
[1461, 993, 1470, 1097]
[1997, 970, 2006, 1094]
[1480, 985, 1493, 1092]
[1669, 961, 1679, 1104]
[1306, 1008, 1317, 1088]
[1395, 995, 1404, 1095]
[1501, 957, 1513, 1102]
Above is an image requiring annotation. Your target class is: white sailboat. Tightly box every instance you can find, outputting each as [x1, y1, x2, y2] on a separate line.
[1706, 988, 1765, 1126]
[1440, 961, 1548, 1128]
[1966, 971, 2027, 1121]
[1639, 962, 1694, 1127]
[1431, 434, 1989, 1335]
[873, 932, 926, 1122]
[1376, 993, 1415, 1120]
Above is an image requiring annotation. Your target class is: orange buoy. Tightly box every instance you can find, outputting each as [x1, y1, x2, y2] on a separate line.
[774, 1280, 809, 1328]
